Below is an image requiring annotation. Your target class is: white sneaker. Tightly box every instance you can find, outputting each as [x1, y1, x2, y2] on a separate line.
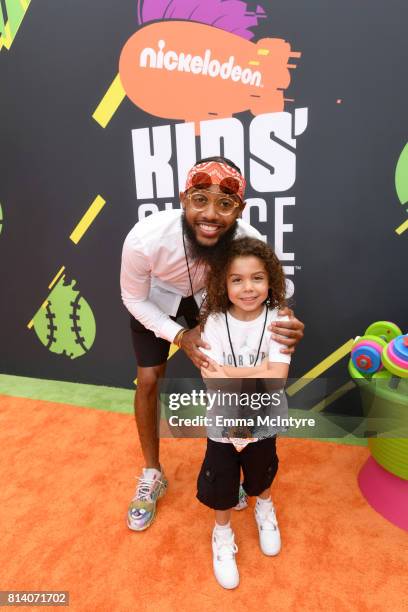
[212, 526, 239, 589]
[255, 500, 281, 556]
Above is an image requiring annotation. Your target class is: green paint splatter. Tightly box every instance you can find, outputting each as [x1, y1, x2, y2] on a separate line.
[5, 0, 25, 40]
[395, 142, 408, 206]
[0, 0, 31, 51]
[0, 7, 5, 38]
[32, 276, 96, 359]
[0, 203, 3, 236]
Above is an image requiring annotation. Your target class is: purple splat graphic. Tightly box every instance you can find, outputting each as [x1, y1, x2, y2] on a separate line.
[136, 0, 266, 40]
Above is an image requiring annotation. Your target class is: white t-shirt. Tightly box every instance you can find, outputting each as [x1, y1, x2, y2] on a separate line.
[201, 307, 291, 368]
[201, 307, 291, 449]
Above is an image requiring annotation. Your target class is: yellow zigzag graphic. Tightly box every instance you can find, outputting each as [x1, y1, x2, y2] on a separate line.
[0, 0, 31, 52]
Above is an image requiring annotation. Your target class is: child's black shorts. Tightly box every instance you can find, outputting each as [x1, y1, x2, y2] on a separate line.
[197, 436, 278, 510]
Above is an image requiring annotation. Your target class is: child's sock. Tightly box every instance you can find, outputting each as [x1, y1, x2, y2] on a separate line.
[256, 496, 272, 508]
[215, 521, 232, 532]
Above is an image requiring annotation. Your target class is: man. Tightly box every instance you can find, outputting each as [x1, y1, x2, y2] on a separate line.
[120, 156, 304, 531]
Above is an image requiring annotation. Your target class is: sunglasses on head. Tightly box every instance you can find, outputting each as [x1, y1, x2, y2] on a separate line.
[191, 172, 242, 197]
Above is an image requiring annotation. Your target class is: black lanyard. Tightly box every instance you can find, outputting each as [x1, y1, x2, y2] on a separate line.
[182, 230, 208, 319]
[225, 307, 268, 368]
[182, 230, 196, 297]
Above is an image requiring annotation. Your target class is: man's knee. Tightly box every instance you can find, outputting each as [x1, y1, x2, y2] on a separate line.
[136, 365, 166, 397]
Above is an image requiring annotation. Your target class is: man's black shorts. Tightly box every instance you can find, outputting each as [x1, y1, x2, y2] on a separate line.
[130, 295, 199, 367]
[197, 436, 279, 510]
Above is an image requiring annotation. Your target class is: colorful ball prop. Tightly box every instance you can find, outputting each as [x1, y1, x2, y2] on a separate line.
[351, 335, 387, 375]
[349, 323, 408, 494]
[382, 334, 408, 378]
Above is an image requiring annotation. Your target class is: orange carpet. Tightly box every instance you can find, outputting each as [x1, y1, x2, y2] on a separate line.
[1, 395, 407, 611]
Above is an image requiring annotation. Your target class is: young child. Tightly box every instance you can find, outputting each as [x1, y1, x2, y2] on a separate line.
[198, 237, 291, 590]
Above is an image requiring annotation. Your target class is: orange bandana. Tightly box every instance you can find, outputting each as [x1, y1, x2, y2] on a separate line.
[185, 161, 246, 200]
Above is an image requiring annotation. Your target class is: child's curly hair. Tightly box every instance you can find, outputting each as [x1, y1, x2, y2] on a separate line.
[200, 237, 286, 326]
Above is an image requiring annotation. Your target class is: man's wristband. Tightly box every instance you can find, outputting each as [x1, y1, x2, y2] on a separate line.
[173, 328, 187, 348]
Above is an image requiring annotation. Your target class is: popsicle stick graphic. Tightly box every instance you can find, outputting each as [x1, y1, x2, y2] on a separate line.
[395, 217, 408, 236]
[286, 339, 355, 396]
[48, 265, 65, 289]
[27, 265, 66, 329]
[92, 74, 126, 128]
[0, 0, 31, 52]
[27, 299, 49, 329]
[310, 381, 355, 413]
[70, 195, 106, 244]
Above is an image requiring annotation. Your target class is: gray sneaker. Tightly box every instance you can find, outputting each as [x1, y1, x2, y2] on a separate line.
[127, 467, 168, 531]
[233, 484, 248, 511]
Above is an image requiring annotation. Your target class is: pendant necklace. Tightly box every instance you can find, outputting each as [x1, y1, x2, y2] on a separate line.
[225, 307, 268, 367]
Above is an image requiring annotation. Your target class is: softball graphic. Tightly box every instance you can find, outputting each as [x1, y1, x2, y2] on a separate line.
[395, 142, 408, 206]
[31, 275, 96, 359]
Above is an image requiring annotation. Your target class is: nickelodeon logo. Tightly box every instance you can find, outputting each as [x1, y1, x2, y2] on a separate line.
[119, 21, 300, 125]
[139, 40, 262, 87]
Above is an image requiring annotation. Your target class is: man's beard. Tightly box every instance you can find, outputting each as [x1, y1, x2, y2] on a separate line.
[182, 212, 238, 266]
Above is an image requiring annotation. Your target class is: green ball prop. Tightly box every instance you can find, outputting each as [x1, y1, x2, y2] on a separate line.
[364, 321, 402, 342]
